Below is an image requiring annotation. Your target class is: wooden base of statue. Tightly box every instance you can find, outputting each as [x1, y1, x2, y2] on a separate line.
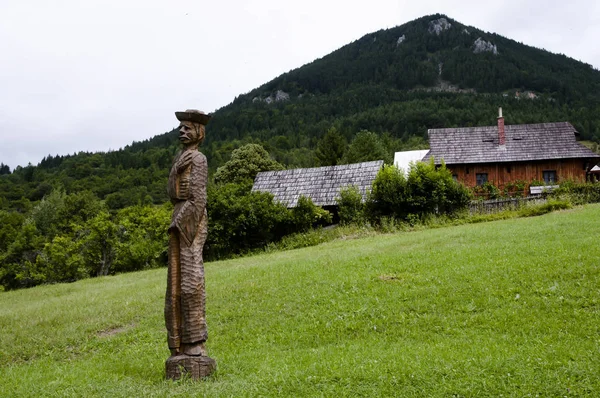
[165, 354, 216, 380]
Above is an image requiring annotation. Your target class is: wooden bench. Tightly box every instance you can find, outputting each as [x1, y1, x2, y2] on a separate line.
[530, 185, 559, 195]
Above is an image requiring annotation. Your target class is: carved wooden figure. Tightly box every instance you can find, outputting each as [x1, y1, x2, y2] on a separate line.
[165, 109, 216, 380]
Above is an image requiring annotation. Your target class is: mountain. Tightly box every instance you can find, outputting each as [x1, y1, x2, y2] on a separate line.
[2, 13, 600, 210]
[206, 14, 600, 154]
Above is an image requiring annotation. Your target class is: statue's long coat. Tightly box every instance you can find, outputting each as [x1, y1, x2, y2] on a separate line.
[165, 148, 208, 350]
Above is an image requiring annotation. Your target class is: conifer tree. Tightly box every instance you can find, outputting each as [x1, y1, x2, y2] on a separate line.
[315, 127, 347, 166]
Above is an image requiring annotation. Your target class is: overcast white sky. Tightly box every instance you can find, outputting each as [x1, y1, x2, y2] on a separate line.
[0, 0, 598, 170]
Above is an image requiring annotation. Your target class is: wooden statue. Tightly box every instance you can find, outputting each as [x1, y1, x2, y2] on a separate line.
[165, 109, 216, 380]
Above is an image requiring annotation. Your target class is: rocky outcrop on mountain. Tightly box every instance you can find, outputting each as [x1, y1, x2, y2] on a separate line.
[428, 18, 451, 35]
[274, 90, 290, 102]
[473, 37, 498, 55]
[252, 90, 291, 104]
[396, 35, 406, 46]
[413, 80, 476, 94]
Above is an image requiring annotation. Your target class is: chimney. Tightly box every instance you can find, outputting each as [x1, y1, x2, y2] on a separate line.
[497, 107, 505, 146]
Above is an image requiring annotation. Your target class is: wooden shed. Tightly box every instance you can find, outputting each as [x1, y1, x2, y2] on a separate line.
[423, 109, 600, 190]
[252, 160, 384, 209]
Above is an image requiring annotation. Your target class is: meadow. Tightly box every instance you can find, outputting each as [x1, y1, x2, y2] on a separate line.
[1, 204, 599, 397]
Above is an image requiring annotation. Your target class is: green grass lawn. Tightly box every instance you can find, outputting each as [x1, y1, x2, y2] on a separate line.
[1, 205, 599, 397]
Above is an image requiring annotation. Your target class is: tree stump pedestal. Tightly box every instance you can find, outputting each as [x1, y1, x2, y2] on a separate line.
[165, 354, 216, 380]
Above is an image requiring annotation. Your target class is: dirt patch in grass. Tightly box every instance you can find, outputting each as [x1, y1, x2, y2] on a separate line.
[97, 324, 133, 338]
[378, 274, 401, 281]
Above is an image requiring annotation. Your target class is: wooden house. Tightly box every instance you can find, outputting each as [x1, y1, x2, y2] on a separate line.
[423, 109, 600, 189]
[252, 161, 383, 212]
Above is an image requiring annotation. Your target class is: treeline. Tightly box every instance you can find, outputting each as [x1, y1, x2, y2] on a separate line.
[0, 146, 175, 212]
[0, 189, 172, 290]
[210, 91, 600, 154]
[0, 144, 329, 290]
[0, 143, 472, 291]
[2, 90, 600, 214]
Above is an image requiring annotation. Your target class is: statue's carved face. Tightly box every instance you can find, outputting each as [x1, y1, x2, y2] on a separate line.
[178, 121, 205, 145]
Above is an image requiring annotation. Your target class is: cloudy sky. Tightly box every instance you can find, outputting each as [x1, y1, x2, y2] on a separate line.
[0, 0, 598, 170]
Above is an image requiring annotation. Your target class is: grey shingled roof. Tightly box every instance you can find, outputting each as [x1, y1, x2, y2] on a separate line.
[252, 160, 384, 207]
[423, 122, 600, 164]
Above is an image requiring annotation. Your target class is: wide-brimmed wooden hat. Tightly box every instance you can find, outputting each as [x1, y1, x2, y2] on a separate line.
[175, 109, 211, 125]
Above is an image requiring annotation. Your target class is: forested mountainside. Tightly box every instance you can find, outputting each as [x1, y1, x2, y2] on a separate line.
[2, 13, 600, 211]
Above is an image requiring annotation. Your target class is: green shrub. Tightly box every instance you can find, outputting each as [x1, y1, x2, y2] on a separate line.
[405, 159, 472, 215]
[503, 180, 527, 197]
[529, 179, 547, 187]
[290, 196, 332, 232]
[205, 181, 291, 260]
[337, 185, 365, 225]
[367, 160, 471, 223]
[473, 181, 501, 199]
[366, 164, 409, 220]
[205, 184, 333, 261]
[113, 204, 171, 273]
[551, 181, 600, 205]
[467, 211, 517, 224]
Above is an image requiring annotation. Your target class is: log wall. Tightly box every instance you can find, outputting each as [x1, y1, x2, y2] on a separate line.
[448, 159, 589, 188]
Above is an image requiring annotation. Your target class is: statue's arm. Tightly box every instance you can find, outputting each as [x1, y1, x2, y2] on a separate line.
[169, 153, 207, 246]
[190, 153, 208, 216]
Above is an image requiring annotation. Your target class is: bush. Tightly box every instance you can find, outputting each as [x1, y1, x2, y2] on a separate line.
[290, 196, 332, 232]
[337, 185, 365, 225]
[113, 204, 171, 273]
[367, 160, 471, 223]
[503, 180, 527, 197]
[551, 181, 600, 205]
[406, 159, 472, 215]
[205, 181, 291, 260]
[0, 222, 45, 290]
[473, 182, 501, 200]
[366, 164, 409, 221]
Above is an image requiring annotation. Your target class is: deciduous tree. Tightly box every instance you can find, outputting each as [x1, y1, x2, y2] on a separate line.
[214, 144, 284, 184]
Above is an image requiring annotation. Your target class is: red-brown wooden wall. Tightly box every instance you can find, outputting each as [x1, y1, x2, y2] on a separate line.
[447, 159, 590, 188]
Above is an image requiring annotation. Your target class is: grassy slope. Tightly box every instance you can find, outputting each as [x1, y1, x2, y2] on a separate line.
[1, 205, 599, 397]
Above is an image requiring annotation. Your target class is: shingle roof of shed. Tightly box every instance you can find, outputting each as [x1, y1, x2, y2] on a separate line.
[423, 122, 600, 164]
[252, 160, 384, 208]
